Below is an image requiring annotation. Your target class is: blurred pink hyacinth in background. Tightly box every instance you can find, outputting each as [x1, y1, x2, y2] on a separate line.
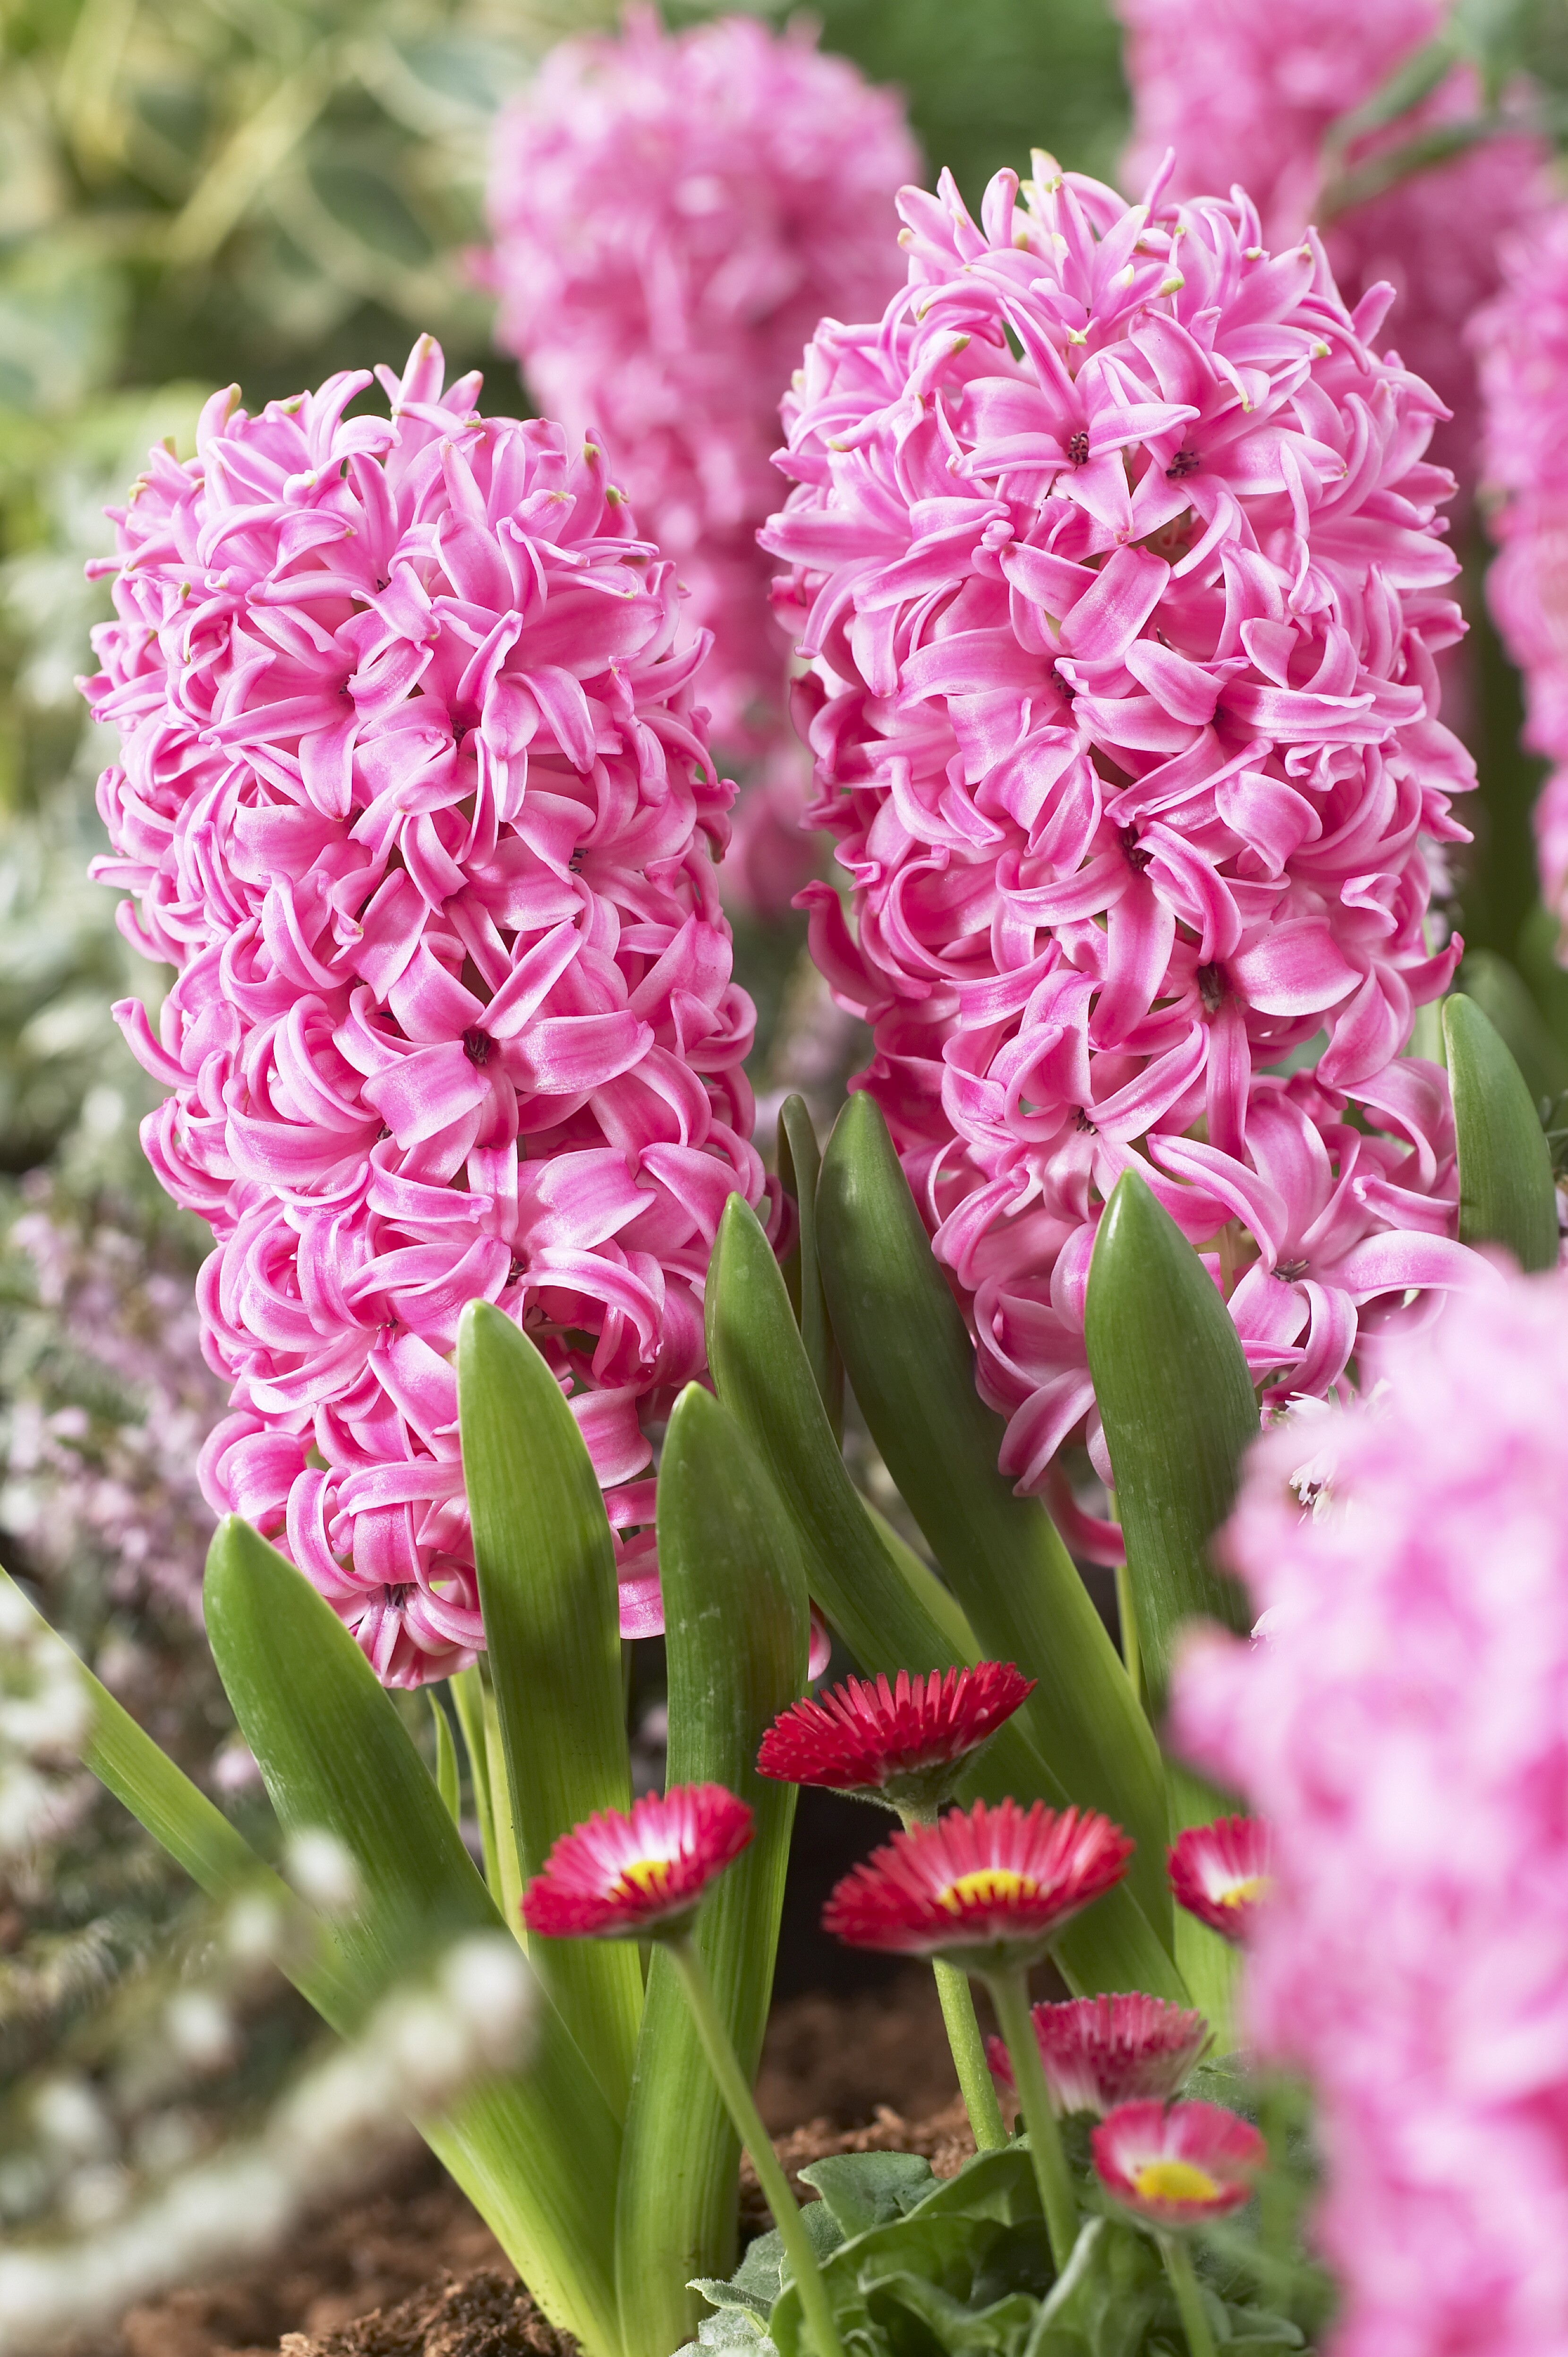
[763, 160, 1485, 1500]
[485, 8, 918, 913]
[82, 337, 770, 1686]
[1175, 1268, 1568, 2357]
[1114, 0, 1546, 491]
[1472, 200, 1568, 941]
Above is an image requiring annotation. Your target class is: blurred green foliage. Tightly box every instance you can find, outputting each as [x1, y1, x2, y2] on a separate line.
[678, 0, 1130, 197]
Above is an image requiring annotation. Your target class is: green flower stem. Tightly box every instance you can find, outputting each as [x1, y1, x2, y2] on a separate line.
[930, 1955, 1009, 2150]
[666, 1931, 845, 2357]
[1159, 2232, 1219, 2357]
[896, 1805, 1006, 2153]
[985, 1963, 1081, 2272]
[1260, 2076, 1291, 2264]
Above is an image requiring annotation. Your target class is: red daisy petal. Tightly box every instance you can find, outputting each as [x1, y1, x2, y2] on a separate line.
[986, 1993, 1209, 2117]
[521, 1782, 753, 1939]
[1168, 1815, 1275, 1943]
[821, 1796, 1132, 1962]
[1091, 2098, 1264, 2228]
[758, 1662, 1035, 1801]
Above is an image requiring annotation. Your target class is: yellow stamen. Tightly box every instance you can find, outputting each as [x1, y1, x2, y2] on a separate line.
[1219, 1875, 1272, 1909]
[1133, 2158, 1220, 2203]
[938, 1866, 1038, 1912]
[615, 1855, 674, 1900]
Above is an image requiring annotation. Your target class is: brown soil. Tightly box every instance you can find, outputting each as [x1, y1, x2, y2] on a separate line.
[93, 1968, 978, 2357]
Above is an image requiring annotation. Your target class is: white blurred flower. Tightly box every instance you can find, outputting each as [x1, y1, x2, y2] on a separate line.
[284, 1829, 360, 1915]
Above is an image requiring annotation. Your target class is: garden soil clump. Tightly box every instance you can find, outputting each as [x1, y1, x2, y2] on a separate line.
[87, 1970, 972, 2357]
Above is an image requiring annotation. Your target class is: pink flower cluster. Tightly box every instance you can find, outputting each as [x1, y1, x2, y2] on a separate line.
[1175, 1270, 1568, 2357]
[1471, 201, 1568, 937]
[82, 338, 767, 1687]
[485, 8, 917, 763]
[763, 162, 1483, 1494]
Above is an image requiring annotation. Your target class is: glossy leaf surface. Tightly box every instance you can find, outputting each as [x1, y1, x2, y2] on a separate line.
[817, 1095, 1171, 1942]
[458, 1300, 641, 2114]
[615, 1385, 809, 2357]
[1444, 991, 1559, 1273]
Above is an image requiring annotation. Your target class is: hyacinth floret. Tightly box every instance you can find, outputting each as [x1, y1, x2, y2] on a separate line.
[1091, 2097, 1264, 2228]
[757, 1661, 1035, 1811]
[83, 337, 769, 1687]
[764, 160, 1483, 1496]
[521, 1784, 753, 1940]
[1174, 1270, 1568, 2357]
[986, 1992, 1210, 2118]
[1167, 1814, 1275, 1942]
[821, 1796, 1132, 1965]
[486, 8, 917, 758]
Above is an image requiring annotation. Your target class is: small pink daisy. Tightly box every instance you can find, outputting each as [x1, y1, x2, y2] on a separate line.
[757, 1663, 1036, 1811]
[821, 1798, 1132, 1965]
[1168, 1817, 1275, 1943]
[1092, 2099, 1265, 2229]
[521, 1784, 753, 1940]
[987, 1994, 1209, 2118]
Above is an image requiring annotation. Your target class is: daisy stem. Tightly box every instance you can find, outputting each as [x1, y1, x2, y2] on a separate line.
[896, 1807, 1006, 2152]
[931, 1956, 1009, 2150]
[666, 1931, 846, 2357]
[1159, 2233, 1219, 2357]
[986, 1964, 1081, 2272]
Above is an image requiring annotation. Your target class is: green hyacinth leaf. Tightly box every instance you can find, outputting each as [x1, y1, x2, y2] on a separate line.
[1444, 991, 1559, 1273]
[457, 1300, 642, 2117]
[705, 1191, 1187, 2003]
[614, 1383, 810, 2357]
[0, 1562, 361, 2017]
[707, 1190, 980, 1679]
[777, 1092, 844, 1436]
[1083, 1170, 1257, 1721]
[430, 1690, 461, 1826]
[817, 1094, 1172, 1947]
[203, 1517, 625, 2355]
[1459, 948, 1568, 1106]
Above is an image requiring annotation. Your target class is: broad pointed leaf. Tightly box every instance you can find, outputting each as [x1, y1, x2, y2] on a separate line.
[457, 1300, 641, 2114]
[614, 1385, 809, 2357]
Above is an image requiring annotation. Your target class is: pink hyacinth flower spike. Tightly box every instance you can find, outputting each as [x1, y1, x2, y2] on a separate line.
[763, 157, 1491, 1511]
[83, 337, 774, 1690]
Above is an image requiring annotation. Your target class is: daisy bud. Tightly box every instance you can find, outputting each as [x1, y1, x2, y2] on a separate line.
[986, 1992, 1209, 2118]
[822, 1796, 1131, 1970]
[757, 1661, 1035, 1815]
[1091, 2097, 1264, 2229]
[521, 1784, 753, 1942]
[1167, 1816, 1274, 1942]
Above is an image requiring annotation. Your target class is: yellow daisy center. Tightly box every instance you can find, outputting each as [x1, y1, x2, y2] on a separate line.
[1133, 2158, 1221, 2204]
[938, 1866, 1039, 1912]
[1219, 1875, 1272, 1909]
[615, 1854, 674, 1900]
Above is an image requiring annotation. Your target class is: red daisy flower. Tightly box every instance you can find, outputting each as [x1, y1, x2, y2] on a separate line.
[1091, 2098, 1264, 2229]
[1167, 1816, 1275, 1942]
[757, 1662, 1036, 1810]
[521, 1783, 753, 1940]
[821, 1797, 1133, 1964]
[986, 1993, 1209, 2118]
